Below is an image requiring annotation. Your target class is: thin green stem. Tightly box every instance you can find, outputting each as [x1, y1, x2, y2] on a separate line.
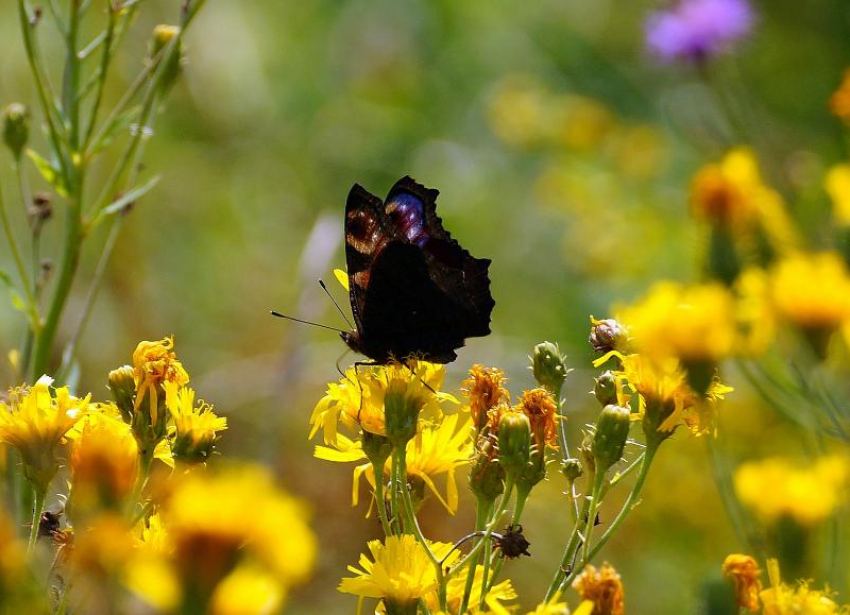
[26, 484, 46, 556]
[82, 1, 118, 150]
[63, 0, 82, 149]
[459, 498, 492, 615]
[485, 486, 531, 596]
[0, 176, 38, 323]
[389, 449, 402, 535]
[546, 469, 594, 601]
[581, 469, 606, 564]
[372, 462, 392, 537]
[561, 444, 658, 592]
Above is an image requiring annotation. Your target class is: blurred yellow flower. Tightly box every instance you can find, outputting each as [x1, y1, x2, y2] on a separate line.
[735, 267, 776, 356]
[133, 337, 189, 425]
[770, 252, 850, 332]
[721, 554, 762, 612]
[339, 534, 454, 609]
[70, 410, 139, 513]
[487, 75, 549, 148]
[760, 558, 848, 614]
[690, 148, 798, 252]
[525, 593, 594, 615]
[164, 381, 227, 464]
[210, 564, 285, 615]
[734, 455, 849, 525]
[825, 164, 850, 226]
[617, 281, 737, 366]
[0, 375, 88, 490]
[461, 364, 509, 432]
[571, 562, 625, 615]
[310, 360, 456, 445]
[829, 69, 850, 124]
[316, 413, 473, 514]
[550, 94, 615, 152]
[163, 465, 316, 605]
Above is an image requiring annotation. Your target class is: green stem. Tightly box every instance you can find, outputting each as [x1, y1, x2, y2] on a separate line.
[0, 175, 38, 325]
[26, 483, 46, 556]
[459, 497, 492, 615]
[389, 449, 402, 535]
[485, 486, 531, 596]
[546, 469, 594, 601]
[63, 0, 82, 149]
[82, 0, 117, 150]
[372, 461, 392, 537]
[581, 468, 606, 564]
[560, 444, 658, 592]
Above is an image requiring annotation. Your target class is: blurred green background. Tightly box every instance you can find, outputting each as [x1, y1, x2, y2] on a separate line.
[1, 0, 849, 612]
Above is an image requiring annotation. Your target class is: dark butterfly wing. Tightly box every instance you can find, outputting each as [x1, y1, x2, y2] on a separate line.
[358, 241, 466, 363]
[343, 176, 494, 363]
[344, 184, 398, 336]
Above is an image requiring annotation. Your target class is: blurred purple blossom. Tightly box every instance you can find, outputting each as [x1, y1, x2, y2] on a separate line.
[645, 0, 754, 63]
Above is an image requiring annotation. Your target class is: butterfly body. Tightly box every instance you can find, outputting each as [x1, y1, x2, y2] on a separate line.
[342, 176, 494, 364]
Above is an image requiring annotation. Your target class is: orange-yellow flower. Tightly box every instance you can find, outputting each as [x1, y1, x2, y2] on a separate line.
[462, 365, 509, 432]
[518, 387, 559, 449]
[722, 554, 762, 612]
[572, 562, 625, 615]
[133, 337, 189, 425]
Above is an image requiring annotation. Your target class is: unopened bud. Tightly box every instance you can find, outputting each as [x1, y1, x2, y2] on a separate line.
[562, 458, 583, 482]
[2, 103, 29, 159]
[498, 411, 531, 480]
[469, 437, 505, 503]
[593, 371, 618, 407]
[531, 341, 568, 395]
[150, 25, 183, 93]
[591, 404, 631, 473]
[589, 318, 629, 354]
[108, 366, 136, 423]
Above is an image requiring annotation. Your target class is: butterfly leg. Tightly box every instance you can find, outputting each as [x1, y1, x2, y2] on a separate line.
[400, 355, 437, 394]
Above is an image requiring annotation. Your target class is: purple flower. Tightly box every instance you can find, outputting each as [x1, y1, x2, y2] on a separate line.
[645, 0, 754, 63]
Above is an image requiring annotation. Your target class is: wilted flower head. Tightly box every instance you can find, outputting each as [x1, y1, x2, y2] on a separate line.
[518, 387, 559, 450]
[572, 562, 625, 615]
[588, 318, 629, 355]
[722, 554, 762, 612]
[645, 0, 754, 63]
[133, 337, 189, 427]
[462, 365, 509, 432]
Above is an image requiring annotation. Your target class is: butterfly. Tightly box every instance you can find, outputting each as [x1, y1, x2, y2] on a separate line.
[340, 176, 494, 364]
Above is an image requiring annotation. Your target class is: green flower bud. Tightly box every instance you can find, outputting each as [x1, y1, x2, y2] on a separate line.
[589, 318, 629, 354]
[384, 381, 423, 446]
[150, 25, 183, 93]
[469, 437, 505, 503]
[531, 341, 568, 394]
[2, 103, 29, 159]
[561, 457, 583, 482]
[108, 365, 136, 423]
[593, 371, 618, 407]
[498, 411, 531, 480]
[591, 404, 631, 473]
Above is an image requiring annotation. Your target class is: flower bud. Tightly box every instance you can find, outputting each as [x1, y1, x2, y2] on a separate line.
[562, 458, 583, 482]
[591, 404, 630, 473]
[150, 25, 183, 93]
[108, 365, 136, 423]
[593, 371, 618, 407]
[2, 103, 29, 159]
[589, 318, 629, 354]
[469, 437, 505, 503]
[531, 341, 568, 394]
[497, 411, 531, 480]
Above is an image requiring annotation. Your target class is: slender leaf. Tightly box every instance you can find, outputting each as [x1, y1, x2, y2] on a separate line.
[26, 149, 68, 197]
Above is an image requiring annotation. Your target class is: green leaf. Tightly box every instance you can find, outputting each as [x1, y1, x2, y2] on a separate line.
[9, 290, 26, 314]
[26, 149, 68, 197]
[102, 175, 161, 216]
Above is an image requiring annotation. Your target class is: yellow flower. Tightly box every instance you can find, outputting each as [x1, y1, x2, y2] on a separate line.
[164, 381, 227, 464]
[690, 148, 798, 252]
[829, 69, 850, 124]
[136, 512, 171, 555]
[424, 563, 516, 614]
[486, 75, 549, 148]
[310, 360, 456, 445]
[70, 409, 139, 514]
[339, 535, 454, 609]
[735, 267, 776, 356]
[0, 375, 88, 491]
[759, 558, 849, 614]
[210, 564, 285, 615]
[316, 413, 473, 514]
[825, 164, 850, 226]
[722, 554, 762, 612]
[617, 281, 737, 366]
[770, 252, 850, 332]
[571, 562, 625, 615]
[526, 593, 595, 615]
[163, 465, 316, 604]
[734, 455, 849, 525]
[462, 365, 509, 432]
[133, 337, 189, 425]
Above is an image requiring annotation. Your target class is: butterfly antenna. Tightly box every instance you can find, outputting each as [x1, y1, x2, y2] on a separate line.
[270, 311, 347, 334]
[319, 279, 354, 329]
